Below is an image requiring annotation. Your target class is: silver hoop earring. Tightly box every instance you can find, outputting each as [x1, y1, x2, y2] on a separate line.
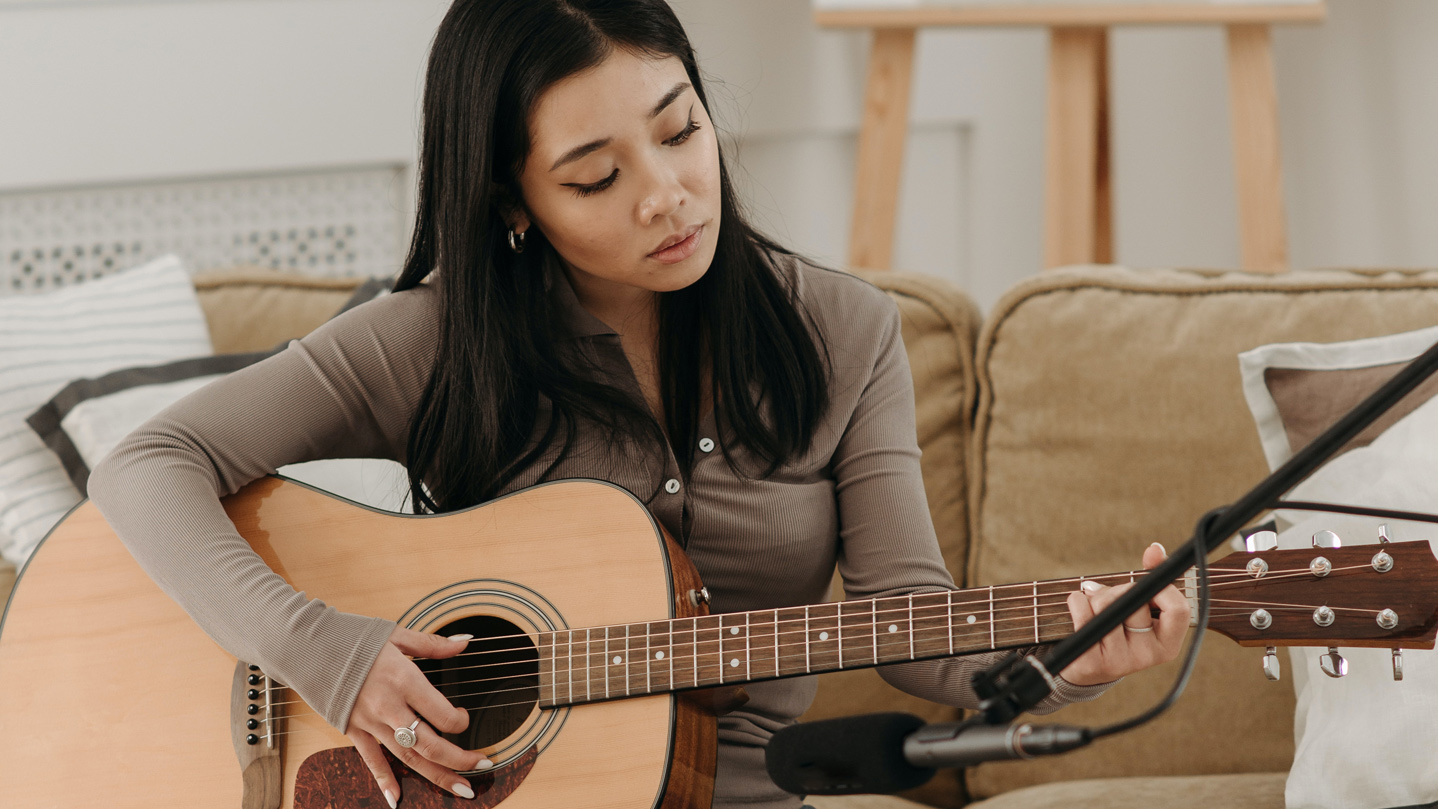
[508, 228, 526, 254]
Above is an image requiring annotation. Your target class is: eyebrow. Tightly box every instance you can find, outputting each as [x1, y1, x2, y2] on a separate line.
[548, 81, 692, 172]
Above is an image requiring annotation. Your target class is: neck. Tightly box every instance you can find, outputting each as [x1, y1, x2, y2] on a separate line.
[563, 265, 659, 339]
[535, 568, 1191, 708]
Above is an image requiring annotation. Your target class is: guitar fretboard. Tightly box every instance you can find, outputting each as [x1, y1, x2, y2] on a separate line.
[535, 573, 1149, 708]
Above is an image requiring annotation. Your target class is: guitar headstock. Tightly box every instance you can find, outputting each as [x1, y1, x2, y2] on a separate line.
[1206, 538, 1438, 651]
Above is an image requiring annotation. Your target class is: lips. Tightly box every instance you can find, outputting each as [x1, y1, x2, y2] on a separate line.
[649, 224, 703, 257]
[647, 222, 701, 264]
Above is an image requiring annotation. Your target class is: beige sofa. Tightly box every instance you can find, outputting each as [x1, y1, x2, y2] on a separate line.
[7, 264, 1438, 807]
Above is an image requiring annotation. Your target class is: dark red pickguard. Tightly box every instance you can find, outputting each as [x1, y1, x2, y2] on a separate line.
[294, 747, 537, 809]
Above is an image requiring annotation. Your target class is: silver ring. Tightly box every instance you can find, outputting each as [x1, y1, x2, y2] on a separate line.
[393, 719, 421, 749]
[1124, 624, 1154, 634]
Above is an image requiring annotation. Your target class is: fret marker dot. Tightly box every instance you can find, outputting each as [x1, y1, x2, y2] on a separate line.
[967, 615, 977, 624]
[819, 632, 828, 641]
[655, 651, 665, 660]
[730, 658, 740, 668]
[888, 624, 898, 633]
[730, 627, 740, 635]
[612, 656, 622, 665]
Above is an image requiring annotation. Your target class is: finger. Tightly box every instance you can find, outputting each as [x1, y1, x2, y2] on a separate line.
[391, 626, 474, 660]
[1149, 581, 1192, 651]
[377, 717, 477, 800]
[400, 714, 487, 773]
[1085, 580, 1155, 633]
[351, 731, 401, 809]
[404, 668, 469, 735]
[1067, 587, 1097, 631]
[1142, 541, 1167, 571]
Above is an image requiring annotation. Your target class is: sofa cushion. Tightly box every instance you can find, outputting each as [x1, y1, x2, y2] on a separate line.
[801, 271, 982, 809]
[966, 771, 1286, 809]
[966, 266, 1438, 800]
[192, 267, 375, 354]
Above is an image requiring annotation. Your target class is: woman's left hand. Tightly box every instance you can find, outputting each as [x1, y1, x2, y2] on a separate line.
[1058, 542, 1191, 687]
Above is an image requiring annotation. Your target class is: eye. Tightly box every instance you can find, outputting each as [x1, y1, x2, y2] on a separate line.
[566, 168, 619, 198]
[665, 119, 701, 146]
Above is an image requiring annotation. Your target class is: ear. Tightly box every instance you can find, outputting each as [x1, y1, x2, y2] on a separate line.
[491, 184, 532, 234]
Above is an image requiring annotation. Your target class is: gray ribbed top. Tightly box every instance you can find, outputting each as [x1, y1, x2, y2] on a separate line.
[88, 259, 1107, 808]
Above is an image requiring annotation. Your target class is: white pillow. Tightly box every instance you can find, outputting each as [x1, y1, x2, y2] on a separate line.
[54, 368, 411, 514]
[1238, 329, 1438, 809]
[0, 255, 212, 565]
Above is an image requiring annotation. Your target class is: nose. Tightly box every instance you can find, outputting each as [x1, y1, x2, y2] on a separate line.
[635, 159, 685, 224]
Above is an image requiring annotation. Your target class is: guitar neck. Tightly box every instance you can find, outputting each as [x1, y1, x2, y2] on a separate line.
[537, 569, 1185, 708]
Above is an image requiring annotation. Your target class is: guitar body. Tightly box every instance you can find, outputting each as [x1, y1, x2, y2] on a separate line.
[0, 477, 715, 809]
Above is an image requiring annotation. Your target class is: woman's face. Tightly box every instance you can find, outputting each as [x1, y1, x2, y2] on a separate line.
[512, 49, 722, 301]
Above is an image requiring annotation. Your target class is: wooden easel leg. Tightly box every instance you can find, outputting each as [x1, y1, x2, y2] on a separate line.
[1044, 26, 1110, 269]
[848, 27, 916, 272]
[1226, 23, 1288, 273]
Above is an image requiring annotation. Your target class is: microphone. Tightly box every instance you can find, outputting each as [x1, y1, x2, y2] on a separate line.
[765, 713, 1092, 796]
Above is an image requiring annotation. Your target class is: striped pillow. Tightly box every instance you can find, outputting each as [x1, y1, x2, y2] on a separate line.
[0, 254, 212, 565]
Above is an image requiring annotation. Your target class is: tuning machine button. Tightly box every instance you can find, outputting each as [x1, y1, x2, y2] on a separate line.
[1243, 526, 1279, 553]
[1378, 523, 1391, 544]
[1262, 647, 1281, 681]
[1319, 647, 1348, 678]
[1312, 530, 1342, 549]
[1393, 649, 1404, 681]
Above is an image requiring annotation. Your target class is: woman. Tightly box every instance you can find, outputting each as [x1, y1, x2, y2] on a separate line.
[89, 1, 1189, 807]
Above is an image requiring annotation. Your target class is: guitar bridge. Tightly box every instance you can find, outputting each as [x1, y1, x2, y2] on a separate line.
[231, 661, 283, 809]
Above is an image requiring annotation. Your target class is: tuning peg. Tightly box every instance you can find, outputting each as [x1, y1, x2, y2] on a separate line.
[1262, 647, 1281, 681]
[1312, 530, 1342, 549]
[1378, 523, 1391, 544]
[1241, 522, 1279, 552]
[1319, 647, 1348, 678]
[1393, 649, 1404, 681]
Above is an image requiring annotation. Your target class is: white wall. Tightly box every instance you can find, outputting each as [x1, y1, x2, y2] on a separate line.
[2, 0, 1436, 309]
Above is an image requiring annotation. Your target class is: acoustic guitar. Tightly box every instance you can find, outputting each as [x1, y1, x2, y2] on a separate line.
[1, 476, 1434, 808]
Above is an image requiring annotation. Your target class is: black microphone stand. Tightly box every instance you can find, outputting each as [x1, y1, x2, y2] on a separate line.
[971, 336, 1438, 725]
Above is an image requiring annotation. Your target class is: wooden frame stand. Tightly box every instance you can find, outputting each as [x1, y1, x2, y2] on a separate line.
[816, 3, 1327, 273]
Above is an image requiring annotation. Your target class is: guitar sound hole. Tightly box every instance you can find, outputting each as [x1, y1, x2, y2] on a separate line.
[417, 615, 539, 751]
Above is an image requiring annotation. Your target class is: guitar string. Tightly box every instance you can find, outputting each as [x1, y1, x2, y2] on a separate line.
[378, 563, 1375, 670]
[253, 564, 1382, 708]
[252, 599, 1392, 737]
[415, 564, 1352, 665]
[253, 586, 1387, 716]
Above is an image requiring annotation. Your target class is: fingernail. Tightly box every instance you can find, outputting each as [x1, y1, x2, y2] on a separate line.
[1151, 542, 1166, 555]
[1080, 580, 1103, 594]
[447, 633, 474, 642]
[384, 790, 397, 809]
[453, 782, 475, 799]
[475, 757, 494, 770]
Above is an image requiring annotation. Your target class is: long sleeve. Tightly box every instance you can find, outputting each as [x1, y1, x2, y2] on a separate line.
[829, 292, 1112, 714]
[87, 285, 439, 731]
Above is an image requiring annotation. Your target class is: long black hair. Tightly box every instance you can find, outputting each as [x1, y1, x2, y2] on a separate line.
[393, 0, 830, 515]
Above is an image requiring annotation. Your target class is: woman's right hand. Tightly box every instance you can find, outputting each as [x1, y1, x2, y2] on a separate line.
[346, 627, 493, 806]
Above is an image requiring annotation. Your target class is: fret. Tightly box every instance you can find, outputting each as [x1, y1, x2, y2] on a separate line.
[772, 609, 781, 678]
[871, 600, 879, 665]
[744, 613, 751, 680]
[988, 586, 995, 649]
[584, 628, 593, 702]
[603, 626, 611, 699]
[804, 605, 811, 673]
[908, 593, 916, 659]
[871, 596, 909, 664]
[540, 631, 553, 707]
[671, 617, 697, 690]
[1032, 582, 1040, 644]
[625, 623, 644, 697]
[567, 629, 575, 704]
[644, 620, 652, 694]
[946, 590, 954, 656]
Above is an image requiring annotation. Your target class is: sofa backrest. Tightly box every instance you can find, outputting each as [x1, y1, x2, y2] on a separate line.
[966, 265, 1438, 800]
